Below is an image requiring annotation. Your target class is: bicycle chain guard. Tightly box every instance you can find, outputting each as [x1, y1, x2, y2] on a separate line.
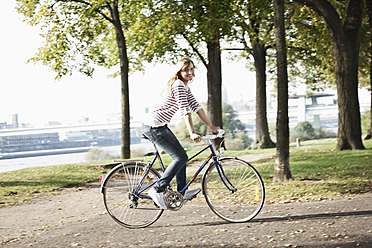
[164, 190, 184, 211]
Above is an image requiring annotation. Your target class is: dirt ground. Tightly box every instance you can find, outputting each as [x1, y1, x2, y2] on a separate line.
[1, 153, 372, 247]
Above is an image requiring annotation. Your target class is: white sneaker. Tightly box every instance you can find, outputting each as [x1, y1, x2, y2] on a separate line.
[148, 188, 167, 209]
[184, 188, 202, 201]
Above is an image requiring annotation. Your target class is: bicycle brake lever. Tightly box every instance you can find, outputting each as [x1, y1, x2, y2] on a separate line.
[217, 129, 225, 138]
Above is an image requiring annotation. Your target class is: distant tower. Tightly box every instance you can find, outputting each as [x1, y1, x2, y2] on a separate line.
[222, 85, 228, 103]
[12, 114, 19, 128]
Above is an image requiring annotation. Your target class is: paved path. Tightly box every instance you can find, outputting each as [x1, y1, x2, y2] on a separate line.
[1, 184, 371, 248]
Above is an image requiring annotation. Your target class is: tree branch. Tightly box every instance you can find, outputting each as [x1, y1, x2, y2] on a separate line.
[55, 0, 114, 24]
[181, 33, 208, 69]
[293, 0, 343, 36]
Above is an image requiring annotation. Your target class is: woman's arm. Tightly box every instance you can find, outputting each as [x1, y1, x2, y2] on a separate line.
[184, 109, 220, 142]
[196, 109, 220, 133]
[184, 113, 201, 142]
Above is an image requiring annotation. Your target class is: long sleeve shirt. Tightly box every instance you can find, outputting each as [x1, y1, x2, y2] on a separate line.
[144, 80, 202, 127]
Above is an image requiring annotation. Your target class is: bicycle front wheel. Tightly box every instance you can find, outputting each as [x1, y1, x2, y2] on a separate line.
[101, 162, 164, 228]
[202, 157, 265, 223]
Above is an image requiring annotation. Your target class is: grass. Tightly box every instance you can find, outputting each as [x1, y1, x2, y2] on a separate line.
[258, 139, 372, 203]
[0, 139, 371, 206]
[0, 163, 107, 206]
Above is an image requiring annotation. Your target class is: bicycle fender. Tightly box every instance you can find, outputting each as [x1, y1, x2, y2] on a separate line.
[99, 163, 125, 194]
[217, 156, 238, 161]
[99, 161, 157, 194]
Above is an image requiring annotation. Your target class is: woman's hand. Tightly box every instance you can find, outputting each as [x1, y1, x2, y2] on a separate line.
[210, 126, 220, 134]
[190, 133, 201, 142]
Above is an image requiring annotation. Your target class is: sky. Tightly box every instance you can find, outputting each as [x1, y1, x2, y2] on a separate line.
[1, 1, 370, 127]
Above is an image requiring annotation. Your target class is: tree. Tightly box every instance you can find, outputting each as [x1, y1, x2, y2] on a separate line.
[364, 0, 372, 140]
[175, 1, 234, 140]
[287, 3, 335, 92]
[16, 0, 138, 159]
[230, 0, 276, 150]
[222, 103, 246, 136]
[229, 0, 333, 150]
[273, 0, 292, 182]
[294, 0, 365, 150]
[127, 0, 236, 148]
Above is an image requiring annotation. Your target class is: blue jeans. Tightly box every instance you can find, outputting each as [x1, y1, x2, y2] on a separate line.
[142, 124, 188, 193]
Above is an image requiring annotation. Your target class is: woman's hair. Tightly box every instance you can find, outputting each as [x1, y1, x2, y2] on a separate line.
[166, 57, 195, 93]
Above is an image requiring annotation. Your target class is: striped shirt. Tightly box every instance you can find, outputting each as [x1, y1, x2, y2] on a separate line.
[145, 80, 202, 127]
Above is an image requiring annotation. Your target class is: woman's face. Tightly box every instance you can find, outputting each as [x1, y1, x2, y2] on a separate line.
[179, 63, 195, 83]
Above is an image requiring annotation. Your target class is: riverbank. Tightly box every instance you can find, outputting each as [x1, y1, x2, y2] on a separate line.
[0, 142, 154, 173]
[0, 147, 93, 160]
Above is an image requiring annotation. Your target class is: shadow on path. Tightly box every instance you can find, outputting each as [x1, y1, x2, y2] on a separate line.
[170, 209, 372, 227]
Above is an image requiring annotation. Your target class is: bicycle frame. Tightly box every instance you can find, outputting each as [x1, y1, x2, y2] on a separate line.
[134, 140, 237, 199]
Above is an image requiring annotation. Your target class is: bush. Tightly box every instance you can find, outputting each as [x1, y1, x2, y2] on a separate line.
[316, 128, 337, 139]
[225, 131, 252, 150]
[361, 109, 370, 136]
[293, 121, 315, 141]
[225, 139, 245, 150]
[86, 148, 116, 161]
[268, 122, 276, 139]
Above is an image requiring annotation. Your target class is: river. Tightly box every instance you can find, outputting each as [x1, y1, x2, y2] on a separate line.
[0, 142, 154, 173]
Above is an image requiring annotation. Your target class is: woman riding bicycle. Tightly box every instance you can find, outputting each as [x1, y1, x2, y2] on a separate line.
[142, 57, 220, 209]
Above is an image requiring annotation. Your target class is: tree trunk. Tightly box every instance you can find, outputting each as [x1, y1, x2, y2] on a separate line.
[273, 0, 292, 182]
[334, 3, 364, 150]
[335, 45, 364, 149]
[332, 0, 365, 150]
[207, 40, 223, 148]
[111, 3, 131, 159]
[367, 78, 372, 140]
[365, 0, 372, 140]
[251, 43, 276, 149]
[294, 0, 365, 150]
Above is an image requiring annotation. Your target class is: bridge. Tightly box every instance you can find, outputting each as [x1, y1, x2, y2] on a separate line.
[0, 121, 143, 137]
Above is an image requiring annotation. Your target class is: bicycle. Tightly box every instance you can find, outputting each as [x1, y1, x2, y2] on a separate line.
[99, 130, 265, 228]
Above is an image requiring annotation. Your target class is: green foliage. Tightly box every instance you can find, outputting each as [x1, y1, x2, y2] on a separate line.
[293, 121, 315, 140]
[16, 0, 144, 79]
[222, 103, 245, 135]
[357, 3, 371, 88]
[287, 4, 335, 91]
[127, 0, 237, 66]
[361, 109, 371, 136]
[225, 131, 252, 150]
[175, 103, 246, 136]
[315, 128, 336, 139]
[229, 0, 338, 95]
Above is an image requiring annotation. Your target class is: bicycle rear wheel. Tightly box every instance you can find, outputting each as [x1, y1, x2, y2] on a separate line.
[202, 157, 265, 223]
[101, 162, 164, 228]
